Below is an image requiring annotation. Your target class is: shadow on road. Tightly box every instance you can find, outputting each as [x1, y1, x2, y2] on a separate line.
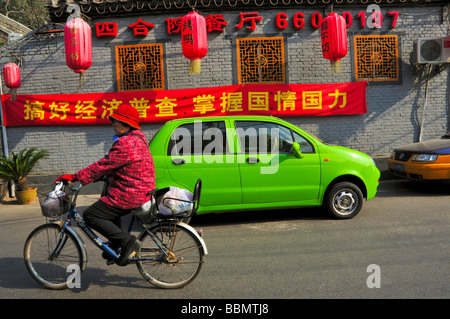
[376, 180, 450, 198]
[0, 257, 155, 292]
[191, 179, 450, 226]
[191, 207, 326, 227]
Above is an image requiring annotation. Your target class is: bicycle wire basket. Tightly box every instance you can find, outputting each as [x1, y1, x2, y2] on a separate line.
[38, 184, 71, 218]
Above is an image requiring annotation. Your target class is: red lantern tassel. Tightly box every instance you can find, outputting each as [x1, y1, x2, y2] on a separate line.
[78, 71, 86, 91]
[190, 59, 201, 74]
[330, 60, 341, 73]
[11, 88, 17, 101]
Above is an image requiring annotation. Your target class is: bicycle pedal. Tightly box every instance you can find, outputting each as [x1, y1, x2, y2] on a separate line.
[106, 259, 115, 266]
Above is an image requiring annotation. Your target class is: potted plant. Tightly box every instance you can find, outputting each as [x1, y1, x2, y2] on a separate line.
[0, 147, 48, 205]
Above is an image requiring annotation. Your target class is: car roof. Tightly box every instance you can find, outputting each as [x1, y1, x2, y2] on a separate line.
[165, 115, 279, 124]
[394, 138, 450, 153]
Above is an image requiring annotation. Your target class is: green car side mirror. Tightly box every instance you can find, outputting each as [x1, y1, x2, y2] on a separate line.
[292, 142, 303, 159]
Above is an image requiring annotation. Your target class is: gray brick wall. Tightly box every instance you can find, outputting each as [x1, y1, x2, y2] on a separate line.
[0, 5, 449, 177]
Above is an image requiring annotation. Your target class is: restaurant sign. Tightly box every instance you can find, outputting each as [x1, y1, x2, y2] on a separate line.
[97, 9, 398, 38]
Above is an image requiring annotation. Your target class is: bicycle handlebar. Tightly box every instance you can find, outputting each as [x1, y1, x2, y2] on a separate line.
[64, 182, 82, 207]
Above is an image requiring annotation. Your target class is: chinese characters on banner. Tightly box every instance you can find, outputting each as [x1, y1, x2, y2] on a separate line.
[1, 82, 367, 127]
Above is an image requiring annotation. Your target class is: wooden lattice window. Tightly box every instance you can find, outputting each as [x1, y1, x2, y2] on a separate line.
[237, 37, 285, 84]
[354, 35, 399, 82]
[115, 43, 164, 91]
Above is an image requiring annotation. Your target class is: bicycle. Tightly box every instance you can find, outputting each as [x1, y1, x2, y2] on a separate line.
[23, 179, 207, 290]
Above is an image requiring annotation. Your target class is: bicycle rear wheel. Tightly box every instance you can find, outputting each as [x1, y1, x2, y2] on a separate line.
[24, 223, 83, 290]
[136, 222, 205, 289]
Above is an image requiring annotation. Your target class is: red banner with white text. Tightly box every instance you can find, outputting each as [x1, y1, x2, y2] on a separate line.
[1, 82, 367, 127]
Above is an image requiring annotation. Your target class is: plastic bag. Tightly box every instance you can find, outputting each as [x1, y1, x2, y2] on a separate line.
[48, 182, 66, 199]
[158, 186, 193, 216]
[40, 182, 70, 217]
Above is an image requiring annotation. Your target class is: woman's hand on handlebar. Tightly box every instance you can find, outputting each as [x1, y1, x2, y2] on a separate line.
[55, 174, 78, 185]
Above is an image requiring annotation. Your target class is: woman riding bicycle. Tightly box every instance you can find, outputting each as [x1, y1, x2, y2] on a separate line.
[56, 104, 155, 266]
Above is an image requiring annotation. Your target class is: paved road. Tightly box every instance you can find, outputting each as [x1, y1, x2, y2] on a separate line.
[0, 180, 448, 305]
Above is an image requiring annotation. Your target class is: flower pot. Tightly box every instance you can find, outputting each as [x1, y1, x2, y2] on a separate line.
[0, 179, 8, 202]
[15, 187, 37, 205]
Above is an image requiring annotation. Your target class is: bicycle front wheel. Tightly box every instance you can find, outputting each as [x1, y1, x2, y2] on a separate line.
[24, 223, 83, 290]
[136, 222, 205, 289]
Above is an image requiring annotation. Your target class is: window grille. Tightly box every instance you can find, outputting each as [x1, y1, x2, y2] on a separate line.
[354, 35, 399, 82]
[115, 43, 164, 91]
[237, 37, 285, 84]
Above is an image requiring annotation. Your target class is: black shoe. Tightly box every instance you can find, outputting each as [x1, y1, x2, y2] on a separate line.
[102, 249, 119, 265]
[116, 236, 141, 266]
[102, 251, 113, 261]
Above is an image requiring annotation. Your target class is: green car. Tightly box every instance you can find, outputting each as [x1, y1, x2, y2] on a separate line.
[149, 116, 380, 219]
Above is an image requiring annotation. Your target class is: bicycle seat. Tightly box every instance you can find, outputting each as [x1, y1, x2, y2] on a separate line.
[132, 190, 157, 224]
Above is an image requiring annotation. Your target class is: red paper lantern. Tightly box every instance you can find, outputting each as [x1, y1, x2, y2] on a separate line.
[3, 63, 20, 100]
[181, 10, 208, 74]
[321, 13, 348, 73]
[64, 18, 92, 88]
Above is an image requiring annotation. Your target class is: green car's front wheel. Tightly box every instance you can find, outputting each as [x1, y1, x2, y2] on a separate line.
[324, 182, 363, 219]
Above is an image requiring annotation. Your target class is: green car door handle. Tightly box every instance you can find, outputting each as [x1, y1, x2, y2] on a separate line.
[172, 158, 186, 165]
[247, 157, 260, 164]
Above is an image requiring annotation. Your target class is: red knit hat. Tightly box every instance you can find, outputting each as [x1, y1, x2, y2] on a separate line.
[109, 104, 141, 129]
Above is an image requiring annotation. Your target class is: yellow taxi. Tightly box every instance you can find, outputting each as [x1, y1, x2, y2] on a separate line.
[388, 133, 450, 182]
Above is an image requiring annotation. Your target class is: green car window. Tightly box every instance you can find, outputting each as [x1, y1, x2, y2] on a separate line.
[168, 121, 227, 156]
[292, 131, 314, 153]
[235, 121, 295, 154]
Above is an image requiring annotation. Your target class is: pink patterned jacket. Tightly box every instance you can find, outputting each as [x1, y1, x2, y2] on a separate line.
[76, 130, 155, 210]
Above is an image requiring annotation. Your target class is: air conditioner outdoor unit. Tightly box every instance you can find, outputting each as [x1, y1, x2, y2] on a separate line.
[417, 36, 450, 64]
[8, 32, 22, 43]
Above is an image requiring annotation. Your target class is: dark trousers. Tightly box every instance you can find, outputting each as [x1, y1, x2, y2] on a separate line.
[83, 200, 133, 249]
